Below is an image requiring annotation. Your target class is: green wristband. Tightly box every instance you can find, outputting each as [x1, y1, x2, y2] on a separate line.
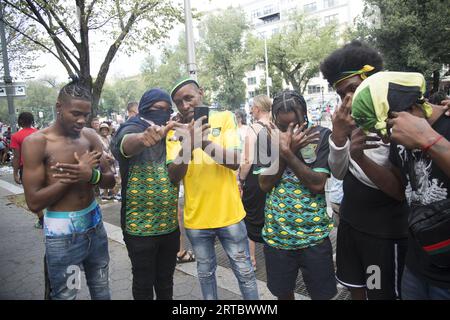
[89, 169, 101, 185]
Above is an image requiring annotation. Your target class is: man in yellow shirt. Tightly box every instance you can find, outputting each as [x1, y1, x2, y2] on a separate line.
[167, 78, 259, 300]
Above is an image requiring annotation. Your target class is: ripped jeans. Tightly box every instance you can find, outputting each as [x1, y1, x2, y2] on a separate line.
[45, 222, 110, 300]
[186, 220, 259, 300]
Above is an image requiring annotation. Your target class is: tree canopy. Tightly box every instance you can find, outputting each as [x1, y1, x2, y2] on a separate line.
[247, 12, 338, 95]
[197, 7, 250, 109]
[352, 0, 450, 91]
[2, 0, 183, 116]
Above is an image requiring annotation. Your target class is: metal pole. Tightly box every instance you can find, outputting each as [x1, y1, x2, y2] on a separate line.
[184, 0, 197, 80]
[264, 36, 270, 97]
[0, 2, 16, 132]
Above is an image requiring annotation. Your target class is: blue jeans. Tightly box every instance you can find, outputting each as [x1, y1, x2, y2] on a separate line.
[45, 222, 110, 300]
[186, 220, 259, 300]
[402, 266, 450, 300]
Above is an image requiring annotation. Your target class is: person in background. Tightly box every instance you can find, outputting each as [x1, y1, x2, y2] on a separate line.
[235, 110, 249, 147]
[10, 112, 43, 228]
[0, 133, 7, 165]
[175, 183, 196, 264]
[99, 122, 116, 200]
[239, 94, 272, 272]
[126, 102, 139, 120]
[326, 175, 343, 227]
[91, 117, 100, 133]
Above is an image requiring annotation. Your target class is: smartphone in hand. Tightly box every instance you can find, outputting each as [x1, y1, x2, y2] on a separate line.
[194, 106, 209, 125]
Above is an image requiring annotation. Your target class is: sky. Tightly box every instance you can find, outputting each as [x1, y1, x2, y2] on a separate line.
[33, 0, 251, 83]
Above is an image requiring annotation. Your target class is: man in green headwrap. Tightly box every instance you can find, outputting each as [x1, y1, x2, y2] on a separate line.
[352, 71, 450, 300]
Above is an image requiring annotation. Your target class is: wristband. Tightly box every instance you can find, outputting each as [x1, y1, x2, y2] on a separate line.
[89, 168, 102, 185]
[421, 135, 443, 153]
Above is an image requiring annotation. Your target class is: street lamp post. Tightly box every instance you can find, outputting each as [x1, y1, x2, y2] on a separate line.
[0, 2, 16, 132]
[184, 0, 197, 80]
[264, 36, 270, 97]
[321, 86, 324, 108]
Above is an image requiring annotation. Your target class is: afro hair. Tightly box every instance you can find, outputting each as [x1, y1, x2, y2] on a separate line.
[320, 40, 383, 87]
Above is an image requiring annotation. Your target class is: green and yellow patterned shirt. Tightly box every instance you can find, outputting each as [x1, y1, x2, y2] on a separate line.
[262, 126, 334, 249]
[125, 161, 178, 236]
[111, 119, 179, 237]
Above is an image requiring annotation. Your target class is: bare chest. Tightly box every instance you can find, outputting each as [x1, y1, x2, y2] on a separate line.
[44, 135, 92, 167]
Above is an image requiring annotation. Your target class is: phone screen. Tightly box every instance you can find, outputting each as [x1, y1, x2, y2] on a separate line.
[194, 106, 209, 125]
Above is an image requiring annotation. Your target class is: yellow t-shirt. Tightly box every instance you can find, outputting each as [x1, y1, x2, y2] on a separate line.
[166, 110, 246, 229]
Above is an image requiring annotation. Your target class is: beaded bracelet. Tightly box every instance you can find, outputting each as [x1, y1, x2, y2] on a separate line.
[89, 168, 101, 185]
[421, 135, 443, 153]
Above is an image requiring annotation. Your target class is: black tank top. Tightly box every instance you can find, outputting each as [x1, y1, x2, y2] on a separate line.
[242, 122, 269, 243]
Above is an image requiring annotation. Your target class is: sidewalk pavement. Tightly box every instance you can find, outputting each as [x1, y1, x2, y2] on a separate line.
[0, 170, 348, 300]
[0, 172, 242, 300]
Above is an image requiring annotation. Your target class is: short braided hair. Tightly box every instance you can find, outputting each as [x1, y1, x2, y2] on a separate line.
[272, 90, 309, 127]
[57, 75, 92, 104]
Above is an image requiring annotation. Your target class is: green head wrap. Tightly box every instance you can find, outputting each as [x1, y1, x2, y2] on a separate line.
[351, 71, 432, 136]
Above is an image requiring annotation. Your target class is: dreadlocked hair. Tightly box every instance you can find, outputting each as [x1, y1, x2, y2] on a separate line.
[272, 90, 309, 127]
[57, 75, 92, 104]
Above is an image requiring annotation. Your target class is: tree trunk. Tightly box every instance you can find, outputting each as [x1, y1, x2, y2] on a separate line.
[432, 70, 440, 94]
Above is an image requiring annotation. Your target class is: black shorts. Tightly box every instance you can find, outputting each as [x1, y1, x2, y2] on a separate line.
[244, 219, 264, 243]
[264, 238, 337, 300]
[336, 219, 408, 299]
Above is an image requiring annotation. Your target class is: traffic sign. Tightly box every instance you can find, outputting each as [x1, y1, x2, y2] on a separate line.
[0, 82, 26, 97]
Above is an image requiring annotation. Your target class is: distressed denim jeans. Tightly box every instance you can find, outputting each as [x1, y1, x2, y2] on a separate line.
[45, 222, 110, 300]
[186, 220, 259, 300]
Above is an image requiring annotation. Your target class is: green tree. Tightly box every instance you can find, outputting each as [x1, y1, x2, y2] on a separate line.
[198, 7, 250, 109]
[247, 12, 338, 95]
[353, 0, 450, 91]
[0, 79, 59, 128]
[2, 0, 183, 116]
[99, 76, 145, 117]
[141, 33, 187, 93]
[0, 5, 42, 79]
[254, 65, 284, 97]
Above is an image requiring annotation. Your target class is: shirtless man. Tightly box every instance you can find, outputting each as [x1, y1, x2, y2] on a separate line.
[22, 78, 116, 300]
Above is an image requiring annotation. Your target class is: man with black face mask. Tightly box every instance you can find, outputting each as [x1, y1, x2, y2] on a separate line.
[111, 88, 179, 300]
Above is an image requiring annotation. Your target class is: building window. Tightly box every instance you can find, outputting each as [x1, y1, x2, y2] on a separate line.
[248, 77, 257, 85]
[308, 85, 322, 94]
[324, 14, 339, 24]
[328, 84, 335, 92]
[263, 5, 274, 16]
[248, 91, 256, 98]
[304, 2, 317, 13]
[262, 14, 280, 24]
[323, 0, 337, 8]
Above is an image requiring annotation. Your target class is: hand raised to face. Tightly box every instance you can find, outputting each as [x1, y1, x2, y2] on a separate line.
[331, 93, 357, 146]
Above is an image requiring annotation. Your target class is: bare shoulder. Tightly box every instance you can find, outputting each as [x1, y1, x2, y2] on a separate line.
[81, 127, 102, 150]
[82, 127, 98, 138]
[82, 127, 100, 142]
[22, 130, 48, 162]
[23, 129, 47, 147]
